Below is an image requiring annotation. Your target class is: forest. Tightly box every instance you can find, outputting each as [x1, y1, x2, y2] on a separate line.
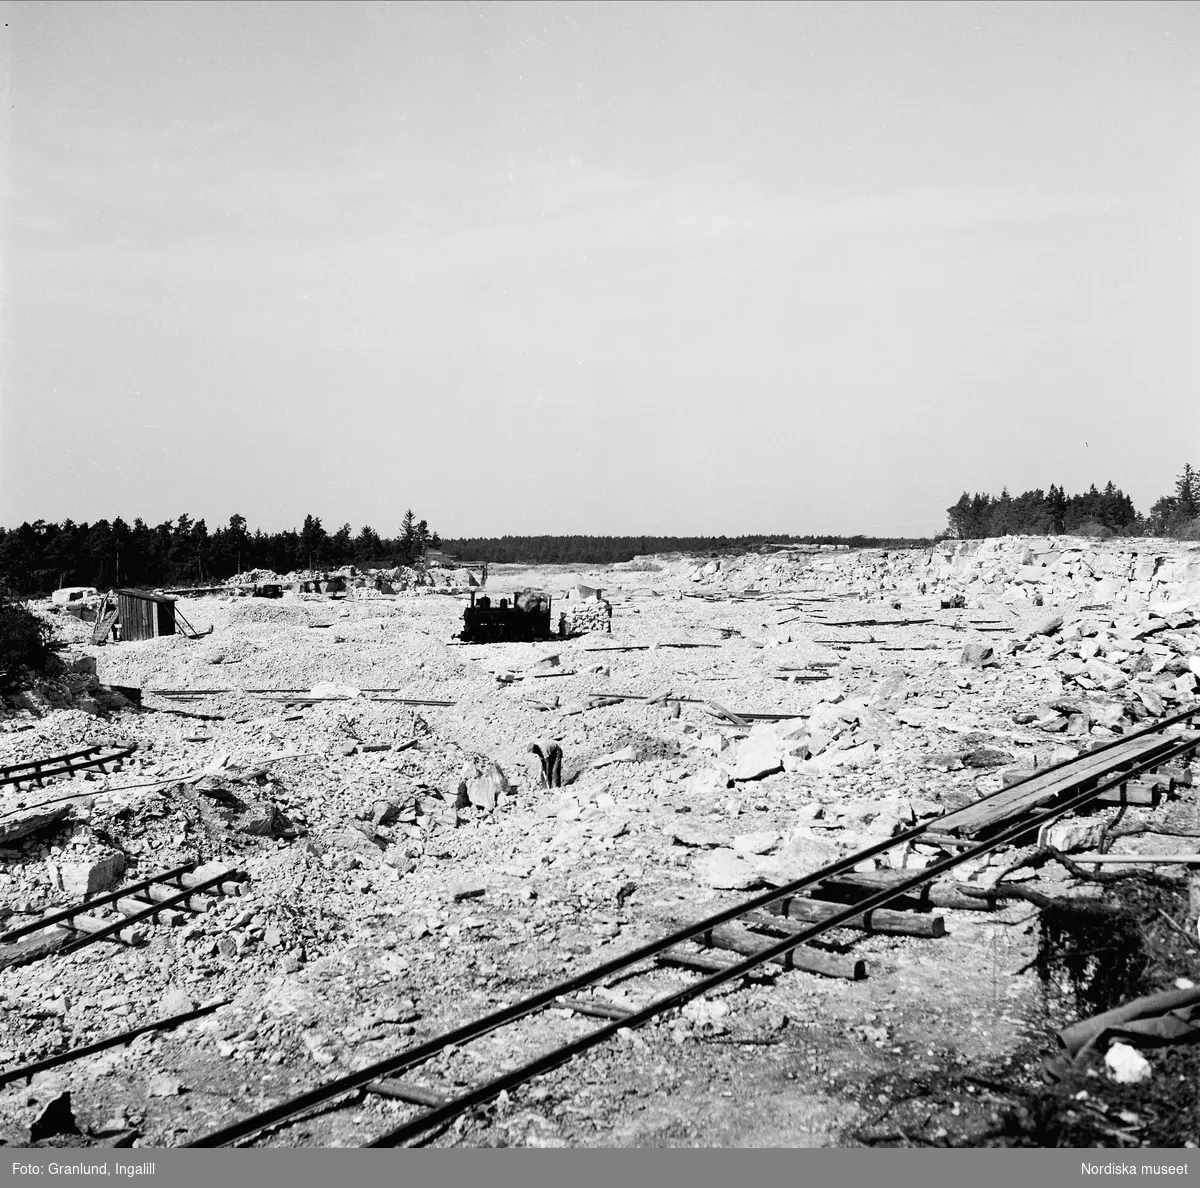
[0, 518, 930, 597]
[0, 511, 438, 596]
[0, 466, 1194, 597]
[943, 465, 1199, 542]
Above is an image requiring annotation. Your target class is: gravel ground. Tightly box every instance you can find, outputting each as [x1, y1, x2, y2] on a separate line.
[1, 548, 1197, 1149]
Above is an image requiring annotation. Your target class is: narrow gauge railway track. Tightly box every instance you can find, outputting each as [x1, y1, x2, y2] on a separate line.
[186, 707, 1200, 1149]
[0, 863, 250, 971]
[146, 689, 454, 708]
[0, 744, 136, 792]
[0, 999, 232, 1090]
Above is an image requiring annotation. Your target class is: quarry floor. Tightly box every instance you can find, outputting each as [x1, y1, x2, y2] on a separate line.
[1, 559, 1197, 1149]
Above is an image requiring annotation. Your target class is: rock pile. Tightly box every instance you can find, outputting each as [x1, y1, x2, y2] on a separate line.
[564, 596, 612, 635]
[223, 565, 477, 597]
[662, 536, 1200, 610]
[816, 537, 1200, 609]
[677, 552, 819, 590]
[1016, 602, 1199, 727]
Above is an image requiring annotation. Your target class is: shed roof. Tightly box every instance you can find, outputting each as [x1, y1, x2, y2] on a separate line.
[117, 588, 177, 605]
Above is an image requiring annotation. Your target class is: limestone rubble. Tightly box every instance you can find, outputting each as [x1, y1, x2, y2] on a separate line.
[0, 536, 1197, 1147]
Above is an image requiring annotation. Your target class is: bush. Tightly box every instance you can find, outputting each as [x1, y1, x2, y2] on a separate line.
[0, 595, 53, 690]
[1177, 516, 1200, 541]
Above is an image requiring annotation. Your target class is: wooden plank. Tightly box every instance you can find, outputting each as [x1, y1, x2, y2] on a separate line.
[90, 609, 118, 646]
[937, 733, 1189, 838]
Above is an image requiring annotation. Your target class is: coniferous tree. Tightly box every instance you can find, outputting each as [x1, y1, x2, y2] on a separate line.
[227, 514, 248, 575]
[398, 510, 417, 566]
[329, 523, 353, 567]
[300, 515, 326, 571]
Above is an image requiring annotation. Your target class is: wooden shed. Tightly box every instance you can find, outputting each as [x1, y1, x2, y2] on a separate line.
[116, 589, 176, 641]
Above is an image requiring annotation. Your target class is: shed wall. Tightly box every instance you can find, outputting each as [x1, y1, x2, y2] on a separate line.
[117, 592, 175, 641]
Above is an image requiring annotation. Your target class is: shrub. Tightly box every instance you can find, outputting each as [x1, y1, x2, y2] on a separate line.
[1177, 516, 1200, 541]
[0, 594, 53, 690]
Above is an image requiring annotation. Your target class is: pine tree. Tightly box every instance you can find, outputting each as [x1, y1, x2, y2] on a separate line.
[228, 514, 248, 575]
[946, 493, 972, 539]
[399, 509, 417, 566]
[1176, 464, 1198, 518]
[300, 514, 326, 570]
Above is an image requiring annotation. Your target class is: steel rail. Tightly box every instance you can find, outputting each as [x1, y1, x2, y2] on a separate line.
[0, 863, 197, 944]
[1, 744, 107, 778]
[366, 723, 1200, 1148]
[186, 706, 1199, 1148]
[55, 870, 236, 958]
[185, 814, 940, 1147]
[579, 691, 810, 721]
[0, 744, 137, 790]
[0, 999, 231, 1088]
[146, 689, 454, 703]
[214, 711, 1200, 1153]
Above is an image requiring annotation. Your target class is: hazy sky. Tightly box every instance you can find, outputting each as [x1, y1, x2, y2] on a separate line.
[2, 1, 1197, 538]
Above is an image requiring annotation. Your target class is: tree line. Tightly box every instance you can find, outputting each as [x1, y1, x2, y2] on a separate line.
[0, 519, 934, 596]
[0, 510, 440, 596]
[436, 534, 932, 566]
[4, 466, 1194, 597]
[943, 465, 1200, 541]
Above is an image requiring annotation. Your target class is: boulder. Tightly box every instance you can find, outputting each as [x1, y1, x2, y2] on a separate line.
[964, 753, 1012, 772]
[1137, 686, 1165, 716]
[961, 643, 997, 667]
[147, 1074, 184, 1098]
[234, 800, 280, 835]
[0, 803, 71, 845]
[465, 763, 509, 812]
[924, 752, 966, 771]
[29, 1092, 79, 1142]
[1039, 819, 1107, 853]
[159, 987, 196, 1016]
[60, 852, 126, 897]
[191, 860, 232, 883]
[331, 828, 385, 856]
[1030, 612, 1065, 637]
[1091, 702, 1126, 729]
[693, 850, 762, 890]
[731, 831, 779, 856]
[732, 741, 784, 782]
[592, 745, 637, 769]
[668, 822, 724, 848]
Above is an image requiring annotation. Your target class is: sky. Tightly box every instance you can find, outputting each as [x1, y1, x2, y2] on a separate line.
[1, 1, 1197, 539]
